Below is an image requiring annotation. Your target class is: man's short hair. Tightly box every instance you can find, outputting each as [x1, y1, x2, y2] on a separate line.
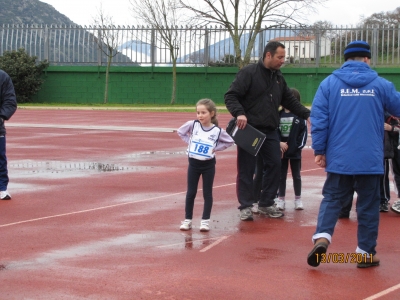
[263, 41, 285, 59]
[344, 40, 371, 60]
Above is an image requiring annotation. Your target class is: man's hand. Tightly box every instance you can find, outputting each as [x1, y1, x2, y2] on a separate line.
[236, 115, 247, 129]
[315, 154, 326, 168]
[280, 142, 288, 153]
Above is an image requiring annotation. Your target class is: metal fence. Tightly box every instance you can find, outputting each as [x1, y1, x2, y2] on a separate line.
[1, 24, 399, 67]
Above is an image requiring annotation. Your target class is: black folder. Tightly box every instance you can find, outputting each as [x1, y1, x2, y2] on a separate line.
[226, 118, 266, 156]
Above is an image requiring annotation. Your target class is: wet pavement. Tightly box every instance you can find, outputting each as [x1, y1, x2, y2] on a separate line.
[0, 109, 399, 299]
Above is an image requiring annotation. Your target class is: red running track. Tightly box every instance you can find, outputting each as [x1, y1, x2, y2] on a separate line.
[0, 109, 399, 299]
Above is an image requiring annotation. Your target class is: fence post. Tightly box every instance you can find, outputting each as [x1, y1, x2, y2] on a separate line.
[44, 25, 49, 61]
[204, 28, 209, 66]
[97, 28, 102, 66]
[315, 29, 320, 68]
[259, 28, 265, 60]
[151, 28, 155, 77]
[372, 27, 378, 68]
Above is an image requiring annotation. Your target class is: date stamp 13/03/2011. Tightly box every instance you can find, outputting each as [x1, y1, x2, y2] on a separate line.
[314, 253, 374, 264]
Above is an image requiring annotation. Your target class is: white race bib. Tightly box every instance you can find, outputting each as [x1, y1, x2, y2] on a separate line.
[188, 138, 215, 160]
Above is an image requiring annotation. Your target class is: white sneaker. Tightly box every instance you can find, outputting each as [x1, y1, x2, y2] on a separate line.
[251, 203, 259, 214]
[391, 199, 400, 214]
[0, 190, 11, 200]
[180, 219, 192, 231]
[294, 199, 304, 210]
[275, 198, 285, 210]
[199, 219, 210, 232]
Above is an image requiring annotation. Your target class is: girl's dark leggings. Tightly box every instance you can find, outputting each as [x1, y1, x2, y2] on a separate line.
[185, 157, 216, 220]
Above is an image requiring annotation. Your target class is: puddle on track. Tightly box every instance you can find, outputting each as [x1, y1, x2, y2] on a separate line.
[9, 161, 151, 173]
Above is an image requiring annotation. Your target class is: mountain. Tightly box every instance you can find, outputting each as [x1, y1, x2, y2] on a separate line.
[0, 0, 132, 65]
[177, 29, 297, 64]
[0, 0, 75, 25]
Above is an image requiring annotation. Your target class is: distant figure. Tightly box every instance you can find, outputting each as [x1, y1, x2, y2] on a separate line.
[0, 69, 17, 200]
[307, 41, 400, 268]
[276, 88, 308, 211]
[177, 98, 234, 232]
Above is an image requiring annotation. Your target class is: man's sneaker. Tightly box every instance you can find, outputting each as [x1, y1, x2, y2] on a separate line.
[294, 199, 304, 210]
[240, 207, 253, 221]
[357, 255, 380, 268]
[258, 205, 284, 218]
[199, 219, 210, 232]
[0, 191, 11, 200]
[251, 203, 259, 214]
[379, 202, 389, 212]
[275, 199, 285, 210]
[338, 210, 350, 219]
[391, 199, 400, 214]
[179, 219, 192, 231]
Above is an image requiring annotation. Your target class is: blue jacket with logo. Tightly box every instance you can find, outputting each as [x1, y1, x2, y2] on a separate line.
[311, 61, 400, 174]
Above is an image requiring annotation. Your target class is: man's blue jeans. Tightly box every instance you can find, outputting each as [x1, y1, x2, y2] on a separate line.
[0, 136, 9, 191]
[313, 172, 380, 255]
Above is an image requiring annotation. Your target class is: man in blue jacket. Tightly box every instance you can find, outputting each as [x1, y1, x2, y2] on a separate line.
[0, 69, 17, 200]
[307, 41, 400, 268]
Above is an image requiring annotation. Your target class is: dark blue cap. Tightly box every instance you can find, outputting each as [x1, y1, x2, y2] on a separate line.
[344, 40, 371, 60]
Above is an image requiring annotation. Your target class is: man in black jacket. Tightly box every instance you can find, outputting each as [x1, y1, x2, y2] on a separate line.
[0, 69, 17, 200]
[224, 41, 310, 221]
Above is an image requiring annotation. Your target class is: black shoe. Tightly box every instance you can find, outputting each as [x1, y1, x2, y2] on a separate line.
[379, 202, 389, 212]
[307, 238, 329, 267]
[338, 211, 350, 219]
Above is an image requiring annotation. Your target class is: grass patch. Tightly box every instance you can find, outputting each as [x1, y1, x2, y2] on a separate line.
[18, 102, 230, 113]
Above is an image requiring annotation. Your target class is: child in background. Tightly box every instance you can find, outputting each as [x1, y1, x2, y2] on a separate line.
[177, 99, 234, 231]
[275, 88, 308, 210]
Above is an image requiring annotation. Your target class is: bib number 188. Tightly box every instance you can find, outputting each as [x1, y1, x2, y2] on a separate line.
[194, 144, 209, 154]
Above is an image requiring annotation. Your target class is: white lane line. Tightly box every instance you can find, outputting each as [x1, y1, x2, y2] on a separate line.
[200, 236, 230, 252]
[0, 165, 322, 228]
[0, 192, 186, 228]
[364, 284, 400, 300]
[0, 184, 236, 228]
[301, 167, 324, 173]
[7, 123, 176, 133]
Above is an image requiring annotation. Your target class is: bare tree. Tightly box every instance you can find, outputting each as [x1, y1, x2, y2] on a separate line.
[93, 5, 121, 104]
[179, 0, 327, 68]
[361, 7, 400, 27]
[130, 0, 188, 104]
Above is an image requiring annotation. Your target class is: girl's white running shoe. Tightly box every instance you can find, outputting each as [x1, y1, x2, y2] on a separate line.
[199, 219, 210, 232]
[180, 219, 192, 230]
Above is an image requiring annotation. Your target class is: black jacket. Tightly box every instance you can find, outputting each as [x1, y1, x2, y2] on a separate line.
[278, 110, 308, 159]
[0, 70, 17, 135]
[384, 112, 399, 159]
[224, 58, 310, 132]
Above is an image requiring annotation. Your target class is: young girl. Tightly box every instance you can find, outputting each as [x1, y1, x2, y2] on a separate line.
[177, 99, 234, 231]
[276, 88, 308, 210]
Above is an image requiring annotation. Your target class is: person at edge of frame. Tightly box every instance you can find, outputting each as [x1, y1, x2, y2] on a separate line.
[338, 113, 400, 218]
[0, 69, 17, 201]
[307, 40, 400, 269]
[224, 41, 310, 222]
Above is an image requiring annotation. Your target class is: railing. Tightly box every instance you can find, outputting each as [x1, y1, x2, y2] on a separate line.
[1, 24, 399, 67]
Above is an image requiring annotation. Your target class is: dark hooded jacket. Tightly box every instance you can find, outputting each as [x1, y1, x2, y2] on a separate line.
[0, 70, 17, 136]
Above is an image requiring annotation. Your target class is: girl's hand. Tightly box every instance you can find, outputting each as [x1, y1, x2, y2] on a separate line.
[384, 123, 392, 131]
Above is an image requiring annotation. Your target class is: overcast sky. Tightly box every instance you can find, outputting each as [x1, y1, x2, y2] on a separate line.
[40, 0, 398, 27]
